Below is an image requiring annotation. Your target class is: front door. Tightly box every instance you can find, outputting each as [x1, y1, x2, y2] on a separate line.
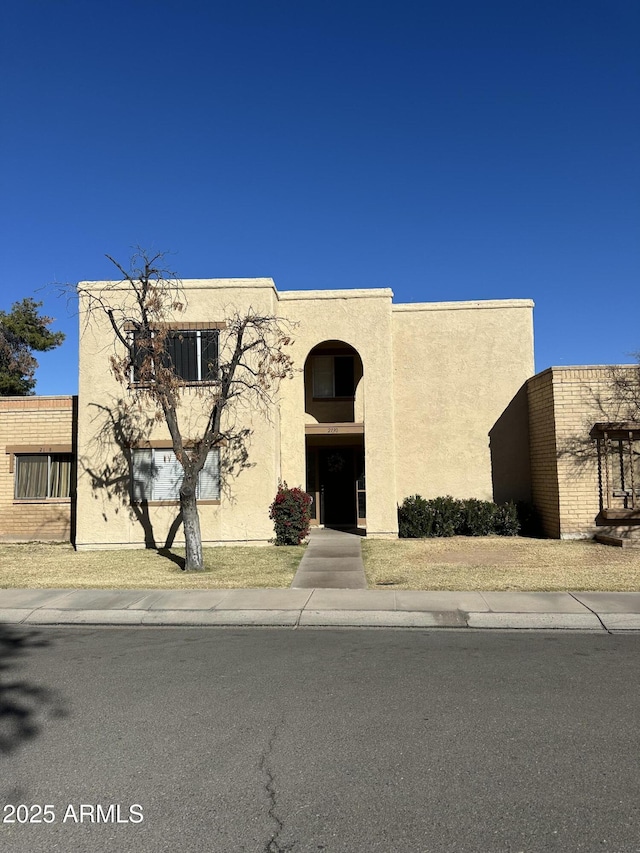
[319, 447, 356, 526]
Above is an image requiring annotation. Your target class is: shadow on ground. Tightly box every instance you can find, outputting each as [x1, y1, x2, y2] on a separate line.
[324, 525, 367, 537]
[156, 548, 186, 570]
[0, 624, 67, 755]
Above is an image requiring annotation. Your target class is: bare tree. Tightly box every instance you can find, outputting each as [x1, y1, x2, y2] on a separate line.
[77, 250, 294, 571]
[558, 364, 640, 469]
[595, 362, 640, 423]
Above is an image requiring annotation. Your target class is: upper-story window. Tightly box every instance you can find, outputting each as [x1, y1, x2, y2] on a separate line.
[131, 328, 219, 384]
[312, 355, 355, 398]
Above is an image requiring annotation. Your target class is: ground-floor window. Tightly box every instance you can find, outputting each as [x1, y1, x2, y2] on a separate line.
[14, 454, 73, 499]
[131, 448, 220, 502]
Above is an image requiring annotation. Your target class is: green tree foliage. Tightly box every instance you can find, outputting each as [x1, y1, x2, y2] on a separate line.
[0, 298, 65, 396]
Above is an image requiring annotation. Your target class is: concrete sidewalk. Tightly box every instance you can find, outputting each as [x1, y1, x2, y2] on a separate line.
[290, 527, 367, 588]
[2, 587, 640, 631]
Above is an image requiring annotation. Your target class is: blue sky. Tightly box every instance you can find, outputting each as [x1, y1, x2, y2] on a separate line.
[1, 0, 638, 395]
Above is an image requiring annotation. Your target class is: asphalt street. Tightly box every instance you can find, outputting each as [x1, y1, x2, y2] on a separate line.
[2, 626, 640, 853]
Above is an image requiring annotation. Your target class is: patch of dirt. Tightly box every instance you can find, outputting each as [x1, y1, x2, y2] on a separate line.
[419, 546, 515, 565]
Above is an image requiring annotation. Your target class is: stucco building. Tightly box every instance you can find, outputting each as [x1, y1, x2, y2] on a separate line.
[4, 277, 634, 547]
[71, 279, 534, 549]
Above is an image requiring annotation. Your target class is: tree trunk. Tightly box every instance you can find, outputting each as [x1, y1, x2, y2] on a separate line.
[181, 486, 204, 571]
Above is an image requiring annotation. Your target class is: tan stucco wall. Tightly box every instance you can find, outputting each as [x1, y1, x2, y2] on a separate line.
[75, 278, 535, 548]
[392, 300, 534, 504]
[75, 279, 281, 549]
[278, 288, 398, 537]
[528, 366, 638, 539]
[0, 396, 75, 541]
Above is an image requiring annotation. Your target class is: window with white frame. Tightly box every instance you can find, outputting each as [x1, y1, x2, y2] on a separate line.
[131, 448, 220, 502]
[131, 329, 219, 383]
[14, 454, 73, 500]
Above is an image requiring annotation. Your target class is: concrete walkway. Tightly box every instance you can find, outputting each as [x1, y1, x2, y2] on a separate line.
[2, 588, 640, 630]
[290, 527, 367, 589]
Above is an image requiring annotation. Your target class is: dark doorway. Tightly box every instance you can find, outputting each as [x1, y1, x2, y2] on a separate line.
[319, 447, 356, 526]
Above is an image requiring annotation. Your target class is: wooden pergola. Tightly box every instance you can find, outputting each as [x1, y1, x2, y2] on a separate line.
[590, 422, 640, 518]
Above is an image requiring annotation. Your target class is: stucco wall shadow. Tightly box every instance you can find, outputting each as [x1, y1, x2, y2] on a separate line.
[489, 383, 532, 504]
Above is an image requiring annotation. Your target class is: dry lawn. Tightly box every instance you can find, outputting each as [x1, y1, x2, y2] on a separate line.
[362, 536, 640, 591]
[0, 542, 304, 589]
[4, 537, 640, 592]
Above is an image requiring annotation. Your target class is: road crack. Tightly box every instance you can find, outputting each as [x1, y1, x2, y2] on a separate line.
[568, 592, 612, 634]
[259, 721, 295, 853]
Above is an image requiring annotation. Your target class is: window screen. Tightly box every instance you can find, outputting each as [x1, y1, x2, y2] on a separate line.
[131, 329, 219, 383]
[163, 331, 198, 382]
[132, 448, 220, 501]
[200, 330, 219, 380]
[151, 449, 185, 500]
[131, 330, 152, 383]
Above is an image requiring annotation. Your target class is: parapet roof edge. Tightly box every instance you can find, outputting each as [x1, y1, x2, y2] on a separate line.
[278, 288, 394, 301]
[78, 278, 277, 291]
[529, 365, 638, 379]
[0, 394, 76, 400]
[553, 364, 637, 371]
[393, 298, 534, 312]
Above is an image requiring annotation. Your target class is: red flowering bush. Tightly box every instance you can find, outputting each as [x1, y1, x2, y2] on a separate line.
[269, 482, 312, 545]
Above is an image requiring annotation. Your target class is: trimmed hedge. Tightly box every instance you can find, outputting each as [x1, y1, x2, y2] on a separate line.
[398, 495, 520, 538]
[269, 482, 312, 545]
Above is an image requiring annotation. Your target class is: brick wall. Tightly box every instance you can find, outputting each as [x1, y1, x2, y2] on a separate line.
[0, 396, 76, 541]
[527, 370, 560, 537]
[552, 368, 617, 538]
[528, 367, 637, 539]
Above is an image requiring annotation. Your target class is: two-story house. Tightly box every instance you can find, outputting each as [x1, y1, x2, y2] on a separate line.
[70, 279, 534, 549]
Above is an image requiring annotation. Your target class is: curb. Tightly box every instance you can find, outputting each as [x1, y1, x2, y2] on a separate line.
[0, 607, 622, 631]
[2, 589, 640, 631]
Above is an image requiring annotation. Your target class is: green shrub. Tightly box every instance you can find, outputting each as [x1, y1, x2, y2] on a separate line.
[269, 482, 312, 545]
[430, 496, 464, 537]
[493, 501, 520, 536]
[397, 495, 521, 538]
[461, 498, 497, 536]
[397, 495, 435, 538]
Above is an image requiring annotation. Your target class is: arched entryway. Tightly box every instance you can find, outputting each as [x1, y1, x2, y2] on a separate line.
[303, 341, 365, 530]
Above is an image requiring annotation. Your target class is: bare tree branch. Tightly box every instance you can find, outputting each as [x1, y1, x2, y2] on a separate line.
[76, 250, 295, 570]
